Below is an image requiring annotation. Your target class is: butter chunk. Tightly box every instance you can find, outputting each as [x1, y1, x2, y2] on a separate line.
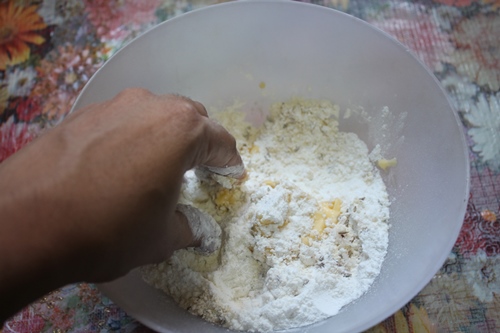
[215, 188, 237, 206]
[377, 158, 397, 171]
[313, 199, 342, 233]
[303, 199, 342, 246]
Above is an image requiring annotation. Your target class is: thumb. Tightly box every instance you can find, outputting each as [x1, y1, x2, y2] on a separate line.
[175, 204, 222, 255]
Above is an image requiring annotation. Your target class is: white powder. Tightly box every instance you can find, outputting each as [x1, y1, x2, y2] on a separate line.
[142, 98, 390, 332]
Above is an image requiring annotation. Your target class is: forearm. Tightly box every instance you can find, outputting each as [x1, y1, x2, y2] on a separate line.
[0, 178, 76, 323]
[0, 133, 88, 323]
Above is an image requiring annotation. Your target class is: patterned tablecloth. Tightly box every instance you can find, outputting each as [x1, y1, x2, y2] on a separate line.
[1, 0, 499, 332]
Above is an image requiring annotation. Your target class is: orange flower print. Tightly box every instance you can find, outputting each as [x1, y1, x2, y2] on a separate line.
[393, 309, 410, 332]
[365, 304, 437, 333]
[0, 1, 46, 70]
[407, 304, 437, 333]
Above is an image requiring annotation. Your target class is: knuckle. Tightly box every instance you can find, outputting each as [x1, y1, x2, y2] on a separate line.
[168, 94, 207, 117]
[180, 99, 199, 115]
[175, 99, 203, 125]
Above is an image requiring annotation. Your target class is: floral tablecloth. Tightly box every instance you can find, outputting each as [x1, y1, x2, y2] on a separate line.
[1, 0, 499, 332]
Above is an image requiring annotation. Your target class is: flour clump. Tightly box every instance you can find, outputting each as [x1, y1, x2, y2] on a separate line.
[142, 98, 390, 332]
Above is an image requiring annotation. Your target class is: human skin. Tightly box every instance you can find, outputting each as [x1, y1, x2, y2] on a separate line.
[0, 89, 244, 323]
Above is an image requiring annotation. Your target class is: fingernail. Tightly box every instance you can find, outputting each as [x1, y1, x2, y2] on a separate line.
[202, 163, 246, 179]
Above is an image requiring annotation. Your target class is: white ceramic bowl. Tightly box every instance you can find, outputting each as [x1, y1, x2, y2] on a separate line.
[73, 1, 469, 332]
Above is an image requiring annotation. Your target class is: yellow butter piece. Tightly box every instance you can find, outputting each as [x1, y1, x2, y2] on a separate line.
[303, 199, 342, 246]
[215, 188, 237, 206]
[377, 158, 397, 171]
[249, 144, 260, 154]
[264, 180, 277, 188]
[278, 219, 289, 230]
[313, 199, 342, 233]
[260, 219, 275, 226]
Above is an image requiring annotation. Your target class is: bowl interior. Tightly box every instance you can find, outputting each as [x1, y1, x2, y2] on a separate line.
[75, 1, 469, 332]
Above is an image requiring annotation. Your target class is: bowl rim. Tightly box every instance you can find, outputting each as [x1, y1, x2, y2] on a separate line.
[79, 0, 471, 332]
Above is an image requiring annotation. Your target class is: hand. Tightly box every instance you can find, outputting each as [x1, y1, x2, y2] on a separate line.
[0, 89, 244, 322]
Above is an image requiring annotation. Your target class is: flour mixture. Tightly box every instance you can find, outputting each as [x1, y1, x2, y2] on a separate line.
[142, 98, 390, 332]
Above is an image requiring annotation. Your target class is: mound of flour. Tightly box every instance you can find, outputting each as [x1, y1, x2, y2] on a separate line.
[142, 98, 390, 332]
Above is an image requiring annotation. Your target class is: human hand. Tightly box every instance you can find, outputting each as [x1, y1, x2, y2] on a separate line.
[0, 89, 244, 320]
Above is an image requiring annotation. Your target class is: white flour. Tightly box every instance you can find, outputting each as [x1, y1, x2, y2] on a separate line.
[142, 98, 390, 332]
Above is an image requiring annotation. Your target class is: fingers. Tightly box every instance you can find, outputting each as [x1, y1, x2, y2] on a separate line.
[176, 204, 221, 255]
[155, 210, 200, 262]
[171, 210, 201, 248]
[197, 119, 246, 179]
[163, 93, 245, 179]
[153, 205, 221, 263]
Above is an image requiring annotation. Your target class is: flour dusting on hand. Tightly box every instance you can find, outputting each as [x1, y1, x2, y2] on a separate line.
[176, 204, 222, 255]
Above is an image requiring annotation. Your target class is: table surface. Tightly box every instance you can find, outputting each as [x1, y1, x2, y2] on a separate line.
[1, 0, 499, 332]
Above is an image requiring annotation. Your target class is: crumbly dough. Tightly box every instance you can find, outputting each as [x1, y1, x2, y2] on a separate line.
[142, 98, 390, 332]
